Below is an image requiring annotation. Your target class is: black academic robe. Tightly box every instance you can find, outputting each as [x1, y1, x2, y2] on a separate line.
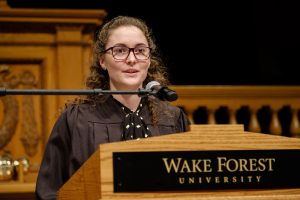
[35, 96, 190, 200]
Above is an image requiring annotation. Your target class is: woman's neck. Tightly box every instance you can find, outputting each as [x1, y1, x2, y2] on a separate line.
[113, 94, 141, 112]
[110, 83, 143, 111]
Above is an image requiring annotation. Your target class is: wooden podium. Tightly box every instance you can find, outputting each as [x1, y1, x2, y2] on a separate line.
[58, 125, 300, 200]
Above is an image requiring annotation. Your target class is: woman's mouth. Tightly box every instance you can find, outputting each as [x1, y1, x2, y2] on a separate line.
[124, 69, 139, 74]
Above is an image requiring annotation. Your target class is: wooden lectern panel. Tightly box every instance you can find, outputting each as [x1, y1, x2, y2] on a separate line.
[58, 125, 300, 200]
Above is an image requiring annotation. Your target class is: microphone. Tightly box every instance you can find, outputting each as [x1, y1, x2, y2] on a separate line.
[145, 81, 178, 102]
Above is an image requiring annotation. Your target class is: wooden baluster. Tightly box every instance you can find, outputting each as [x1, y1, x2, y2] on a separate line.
[228, 107, 237, 124]
[269, 108, 282, 135]
[248, 107, 261, 133]
[207, 108, 216, 124]
[290, 107, 300, 138]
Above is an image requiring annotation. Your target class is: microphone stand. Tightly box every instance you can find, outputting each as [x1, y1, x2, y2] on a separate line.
[0, 88, 152, 97]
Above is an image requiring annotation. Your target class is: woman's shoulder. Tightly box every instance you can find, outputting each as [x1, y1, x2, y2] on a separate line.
[154, 98, 182, 113]
[64, 102, 93, 113]
[61, 98, 120, 123]
[150, 98, 186, 121]
[151, 98, 190, 131]
[65, 101, 103, 114]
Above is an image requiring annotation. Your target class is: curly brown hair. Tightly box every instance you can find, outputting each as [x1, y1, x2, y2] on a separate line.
[76, 16, 170, 124]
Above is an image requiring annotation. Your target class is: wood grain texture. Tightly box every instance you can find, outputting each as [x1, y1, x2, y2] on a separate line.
[58, 149, 101, 200]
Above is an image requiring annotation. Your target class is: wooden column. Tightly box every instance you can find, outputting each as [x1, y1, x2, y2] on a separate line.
[228, 107, 237, 124]
[269, 107, 282, 135]
[290, 107, 300, 137]
[56, 26, 85, 106]
[207, 107, 216, 124]
[248, 107, 261, 133]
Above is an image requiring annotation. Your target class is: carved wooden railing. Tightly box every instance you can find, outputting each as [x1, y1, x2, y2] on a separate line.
[170, 86, 300, 137]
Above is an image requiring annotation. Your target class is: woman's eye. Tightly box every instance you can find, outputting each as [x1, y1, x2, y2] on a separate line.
[114, 47, 127, 54]
[135, 48, 144, 54]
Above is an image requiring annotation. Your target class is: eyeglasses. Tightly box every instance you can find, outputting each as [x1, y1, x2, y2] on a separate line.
[103, 46, 151, 61]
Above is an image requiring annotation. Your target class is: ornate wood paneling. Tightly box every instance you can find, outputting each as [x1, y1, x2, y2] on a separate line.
[0, 63, 42, 165]
[0, 2, 106, 197]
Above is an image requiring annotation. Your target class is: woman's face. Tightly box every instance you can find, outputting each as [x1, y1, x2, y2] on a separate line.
[100, 26, 151, 90]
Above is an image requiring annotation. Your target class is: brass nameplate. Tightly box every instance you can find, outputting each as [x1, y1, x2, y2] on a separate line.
[113, 150, 300, 192]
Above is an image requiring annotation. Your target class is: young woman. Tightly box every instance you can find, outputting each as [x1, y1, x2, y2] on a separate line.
[35, 16, 190, 200]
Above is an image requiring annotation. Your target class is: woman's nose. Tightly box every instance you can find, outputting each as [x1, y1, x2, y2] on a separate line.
[126, 51, 137, 63]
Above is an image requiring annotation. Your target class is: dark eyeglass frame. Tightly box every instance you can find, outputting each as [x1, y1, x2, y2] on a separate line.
[102, 46, 152, 61]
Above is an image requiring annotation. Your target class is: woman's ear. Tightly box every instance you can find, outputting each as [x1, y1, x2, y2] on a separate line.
[99, 56, 106, 70]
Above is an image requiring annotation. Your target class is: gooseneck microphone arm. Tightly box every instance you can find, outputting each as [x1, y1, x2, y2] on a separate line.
[0, 88, 151, 97]
[0, 81, 178, 102]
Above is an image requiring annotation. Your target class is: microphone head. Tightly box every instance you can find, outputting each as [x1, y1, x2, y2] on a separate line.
[163, 88, 178, 101]
[145, 81, 178, 102]
[145, 81, 160, 90]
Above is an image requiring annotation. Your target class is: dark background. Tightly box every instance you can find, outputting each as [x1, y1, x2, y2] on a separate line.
[7, 0, 300, 85]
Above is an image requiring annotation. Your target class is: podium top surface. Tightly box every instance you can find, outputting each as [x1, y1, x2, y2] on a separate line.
[99, 125, 300, 152]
